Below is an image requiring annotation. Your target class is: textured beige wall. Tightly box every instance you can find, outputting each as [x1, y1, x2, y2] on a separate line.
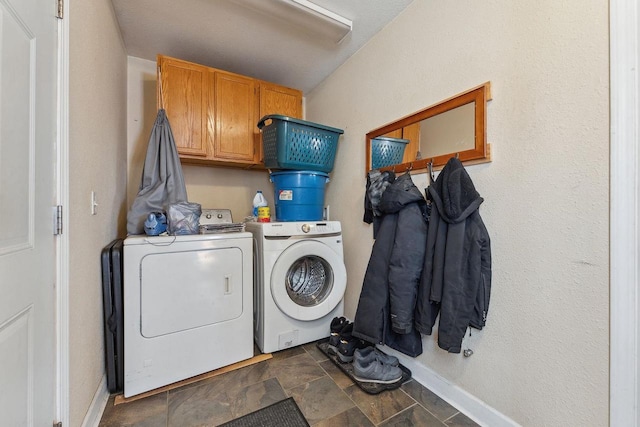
[127, 57, 274, 222]
[69, 0, 128, 425]
[306, 1, 609, 425]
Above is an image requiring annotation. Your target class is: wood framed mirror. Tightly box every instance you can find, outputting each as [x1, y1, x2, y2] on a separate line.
[366, 82, 491, 175]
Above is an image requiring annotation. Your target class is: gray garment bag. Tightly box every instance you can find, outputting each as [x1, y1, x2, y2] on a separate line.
[126, 109, 188, 235]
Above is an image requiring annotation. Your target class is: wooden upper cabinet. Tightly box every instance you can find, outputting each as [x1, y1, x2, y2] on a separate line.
[256, 82, 303, 163]
[401, 123, 421, 164]
[383, 125, 421, 166]
[258, 81, 303, 119]
[213, 71, 259, 163]
[158, 57, 209, 157]
[157, 54, 303, 168]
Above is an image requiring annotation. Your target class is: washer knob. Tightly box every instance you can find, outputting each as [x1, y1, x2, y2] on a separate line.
[301, 224, 311, 233]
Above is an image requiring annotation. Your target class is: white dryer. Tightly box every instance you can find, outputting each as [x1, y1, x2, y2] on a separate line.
[246, 221, 346, 353]
[123, 232, 253, 397]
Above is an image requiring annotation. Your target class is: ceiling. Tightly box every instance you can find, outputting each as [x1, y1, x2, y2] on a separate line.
[110, 0, 414, 94]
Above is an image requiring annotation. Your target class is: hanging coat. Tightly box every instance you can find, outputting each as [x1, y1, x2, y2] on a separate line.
[353, 173, 428, 357]
[415, 157, 492, 353]
[127, 109, 188, 235]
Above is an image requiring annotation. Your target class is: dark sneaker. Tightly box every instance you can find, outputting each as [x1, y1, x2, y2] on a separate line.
[336, 324, 368, 363]
[353, 357, 403, 384]
[327, 317, 349, 355]
[354, 346, 399, 367]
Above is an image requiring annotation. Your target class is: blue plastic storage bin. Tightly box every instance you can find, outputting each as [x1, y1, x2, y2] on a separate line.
[258, 115, 344, 173]
[270, 171, 329, 221]
[371, 136, 409, 169]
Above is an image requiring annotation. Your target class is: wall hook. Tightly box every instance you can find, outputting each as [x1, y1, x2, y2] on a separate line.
[428, 161, 435, 183]
[462, 327, 473, 357]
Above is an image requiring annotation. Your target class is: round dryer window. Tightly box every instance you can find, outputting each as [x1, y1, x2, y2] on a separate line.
[271, 240, 346, 321]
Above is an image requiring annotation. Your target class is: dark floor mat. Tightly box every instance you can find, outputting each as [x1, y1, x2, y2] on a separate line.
[218, 397, 309, 427]
[316, 339, 412, 395]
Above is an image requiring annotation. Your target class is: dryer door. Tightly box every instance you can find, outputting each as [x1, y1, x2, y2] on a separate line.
[271, 240, 346, 321]
[139, 246, 244, 338]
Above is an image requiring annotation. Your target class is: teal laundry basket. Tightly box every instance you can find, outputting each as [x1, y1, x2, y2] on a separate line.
[258, 115, 344, 173]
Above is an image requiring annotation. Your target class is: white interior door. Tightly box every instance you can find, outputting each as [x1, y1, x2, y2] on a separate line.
[0, 0, 58, 425]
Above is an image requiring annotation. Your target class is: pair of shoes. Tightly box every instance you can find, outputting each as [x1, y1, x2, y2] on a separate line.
[336, 324, 369, 363]
[353, 356, 403, 384]
[354, 346, 399, 367]
[327, 317, 349, 355]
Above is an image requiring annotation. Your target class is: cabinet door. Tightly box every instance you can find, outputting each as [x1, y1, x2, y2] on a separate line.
[402, 123, 421, 164]
[257, 82, 303, 162]
[384, 126, 420, 164]
[259, 82, 303, 119]
[158, 56, 209, 158]
[212, 71, 259, 163]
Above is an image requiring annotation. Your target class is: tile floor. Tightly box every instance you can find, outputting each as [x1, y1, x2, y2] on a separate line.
[99, 342, 480, 426]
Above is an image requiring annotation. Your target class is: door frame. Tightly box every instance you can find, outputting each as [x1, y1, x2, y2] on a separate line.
[610, 0, 639, 424]
[55, 4, 70, 425]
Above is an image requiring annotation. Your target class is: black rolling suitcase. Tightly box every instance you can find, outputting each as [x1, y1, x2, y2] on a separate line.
[101, 238, 124, 393]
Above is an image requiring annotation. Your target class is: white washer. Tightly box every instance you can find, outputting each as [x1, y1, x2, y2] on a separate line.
[246, 221, 346, 353]
[123, 232, 253, 398]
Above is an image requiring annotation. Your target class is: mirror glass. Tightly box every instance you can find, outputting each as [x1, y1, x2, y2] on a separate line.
[366, 82, 491, 174]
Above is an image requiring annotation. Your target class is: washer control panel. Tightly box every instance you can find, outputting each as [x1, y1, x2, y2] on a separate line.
[256, 221, 341, 237]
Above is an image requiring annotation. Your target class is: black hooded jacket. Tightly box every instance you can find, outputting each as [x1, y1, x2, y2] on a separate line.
[353, 173, 427, 357]
[415, 158, 492, 353]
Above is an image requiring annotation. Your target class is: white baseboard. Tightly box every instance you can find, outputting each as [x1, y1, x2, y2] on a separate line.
[81, 375, 110, 427]
[384, 348, 520, 427]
